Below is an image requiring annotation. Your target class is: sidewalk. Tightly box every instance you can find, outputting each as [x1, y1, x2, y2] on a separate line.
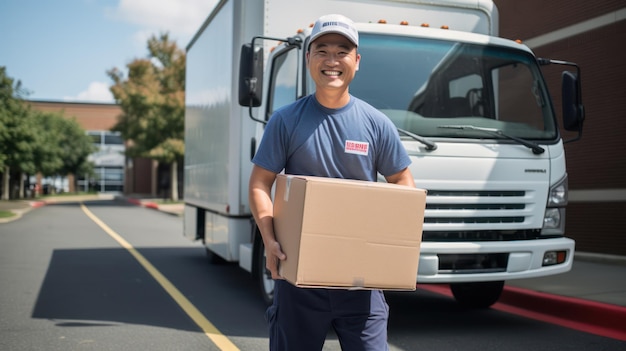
[2, 196, 625, 340]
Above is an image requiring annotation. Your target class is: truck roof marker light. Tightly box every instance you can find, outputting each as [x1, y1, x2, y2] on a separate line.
[400, 21, 409, 26]
[441, 25, 449, 30]
[421, 23, 430, 28]
[297, 28, 304, 34]
[515, 39, 523, 44]
[378, 19, 387, 24]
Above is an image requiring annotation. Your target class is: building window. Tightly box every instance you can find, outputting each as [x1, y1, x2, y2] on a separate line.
[78, 131, 126, 193]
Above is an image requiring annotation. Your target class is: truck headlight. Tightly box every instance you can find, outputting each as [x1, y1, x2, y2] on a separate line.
[543, 208, 561, 229]
[548, 175, 568, 206]
[543, 175, 568, 235]
[542, 207, 565, 234]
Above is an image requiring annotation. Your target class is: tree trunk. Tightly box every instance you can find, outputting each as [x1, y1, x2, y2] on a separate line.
[1, 166, 10, 200]
[151, 160, 158, 197]
[18, 172, 25, 199]
[170, 161, 178, 202]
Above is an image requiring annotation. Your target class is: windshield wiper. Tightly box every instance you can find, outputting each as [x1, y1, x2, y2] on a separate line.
[397, 128, 437, 151]
[438, 125, 545, 155]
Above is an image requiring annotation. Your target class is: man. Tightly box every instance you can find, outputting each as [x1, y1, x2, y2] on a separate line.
[249, 14, 415, 350]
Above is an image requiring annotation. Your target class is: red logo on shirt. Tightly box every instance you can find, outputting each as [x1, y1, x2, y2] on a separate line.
[345, 140, 369, 156]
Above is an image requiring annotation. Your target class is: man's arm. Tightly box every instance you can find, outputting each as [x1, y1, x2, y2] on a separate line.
[249, 165, 286, 279]
[384, 167, 415, 187]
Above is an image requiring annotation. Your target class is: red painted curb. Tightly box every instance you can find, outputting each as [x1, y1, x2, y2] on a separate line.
[125, 198, 159, 210]
[143, 202, 159, 210]
[29, 201, 46, 208]
[418, 284, 626, 341]
[126, 198, 142, 206]
[498, 285, 626, 341]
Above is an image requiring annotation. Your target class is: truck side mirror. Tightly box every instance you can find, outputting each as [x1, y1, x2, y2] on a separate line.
[238, 44, 264, 107]
[561, 71, 584, 133]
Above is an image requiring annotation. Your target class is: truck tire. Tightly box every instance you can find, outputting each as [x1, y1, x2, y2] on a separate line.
[253, 233, 274, 305]
[450, 281, 504, 308]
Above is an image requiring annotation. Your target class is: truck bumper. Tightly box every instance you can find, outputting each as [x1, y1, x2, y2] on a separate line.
[416, 237, 575, 283]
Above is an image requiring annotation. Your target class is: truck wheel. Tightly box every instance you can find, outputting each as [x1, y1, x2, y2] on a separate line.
[253, 234, 274, 305]
[450, 281, 504, 308]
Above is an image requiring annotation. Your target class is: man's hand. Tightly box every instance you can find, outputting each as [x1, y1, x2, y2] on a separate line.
[265, 239, 287, 280]
[249, 165, 286, 280]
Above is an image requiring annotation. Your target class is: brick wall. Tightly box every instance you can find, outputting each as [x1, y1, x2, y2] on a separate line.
[494, 0, 626, 255]
[28, 100, 122, 130]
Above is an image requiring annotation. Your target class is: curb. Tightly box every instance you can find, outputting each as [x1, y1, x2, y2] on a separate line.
[120, 197, 181, 216]
[418, 284, 626, 341]
[0, 201, 45, 224]
[499, 285, 626, 341]
[124, 197, 158, 209]
[30, 201, 46, 208]
[125, 198, 143, 206]
[143, 202, 159, 210]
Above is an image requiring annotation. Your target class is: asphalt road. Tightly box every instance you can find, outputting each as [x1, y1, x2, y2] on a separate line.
[1, 199, 624, 350]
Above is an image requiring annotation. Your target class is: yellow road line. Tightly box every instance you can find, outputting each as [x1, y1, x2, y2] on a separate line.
[81, 203, 240, 351]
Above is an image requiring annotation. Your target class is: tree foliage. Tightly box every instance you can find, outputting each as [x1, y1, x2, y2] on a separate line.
[0, 67, 36, 173]
[107, 33, 185, 163]
[107, 33, 185, 200]
[31, 110, 95, 178]
[0, 66, 95, 199]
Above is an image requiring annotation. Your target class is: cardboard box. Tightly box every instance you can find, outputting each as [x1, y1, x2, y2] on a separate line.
[273, 174, 426, 290]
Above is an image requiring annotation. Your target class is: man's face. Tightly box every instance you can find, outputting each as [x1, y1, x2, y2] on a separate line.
[307, 33, 360, 92]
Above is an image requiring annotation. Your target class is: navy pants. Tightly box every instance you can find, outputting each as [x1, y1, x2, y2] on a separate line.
[267, 280, 390, 351]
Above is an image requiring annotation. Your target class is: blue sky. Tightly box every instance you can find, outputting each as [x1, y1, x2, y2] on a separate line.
[0, 0, 218, 103]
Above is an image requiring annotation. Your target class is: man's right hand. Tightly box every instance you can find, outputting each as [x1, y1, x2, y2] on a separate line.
[265, 240, 287, 280]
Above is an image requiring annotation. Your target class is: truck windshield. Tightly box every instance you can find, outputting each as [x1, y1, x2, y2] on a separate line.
[344, 34, 557, 141]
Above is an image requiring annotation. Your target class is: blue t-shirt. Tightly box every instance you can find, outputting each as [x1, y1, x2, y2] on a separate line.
[252, 94, 411, 182]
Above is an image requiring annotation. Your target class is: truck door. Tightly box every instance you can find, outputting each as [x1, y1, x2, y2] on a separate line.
[265, 46, 302, 120]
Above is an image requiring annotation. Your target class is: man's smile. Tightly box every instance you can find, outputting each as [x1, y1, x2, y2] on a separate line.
[323, 70, 342, 76]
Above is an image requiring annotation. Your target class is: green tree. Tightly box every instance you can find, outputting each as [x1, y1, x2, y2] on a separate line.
[31, 110, 95, 193]
[1, 66, 95, 199]
[0, 66, 37, 199]
[107, 33, 185, 201]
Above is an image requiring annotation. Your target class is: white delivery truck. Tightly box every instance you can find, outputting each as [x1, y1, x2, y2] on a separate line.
[183, 0, 585, 307]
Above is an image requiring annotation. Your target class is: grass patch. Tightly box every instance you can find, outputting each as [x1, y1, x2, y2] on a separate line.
[0, 210, 16, 219]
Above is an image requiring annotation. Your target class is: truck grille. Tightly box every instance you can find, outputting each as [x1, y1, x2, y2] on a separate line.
[423, 189, 539, 241]
[423, 229, 542, 241]
[428, 190, 524, 197]
[424, 216, 524, 224]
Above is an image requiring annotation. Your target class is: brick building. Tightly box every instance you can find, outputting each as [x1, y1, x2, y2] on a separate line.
[28, 100, 156, 196]
[493, 0, 626, 256]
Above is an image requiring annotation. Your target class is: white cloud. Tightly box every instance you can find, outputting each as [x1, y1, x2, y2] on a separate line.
[64, 81, 114, 103]
[111, 0, 218, 42]
[72, 1, 219, 104]
[132, 29, 157, 49]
